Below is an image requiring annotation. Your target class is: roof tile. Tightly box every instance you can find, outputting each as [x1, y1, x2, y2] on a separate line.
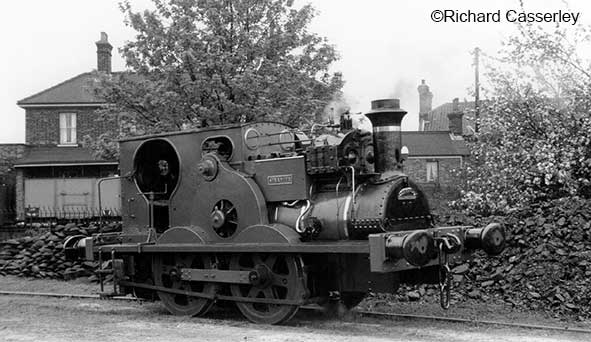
[401, 131, 469, 156]
[17, 73, 104, 106]
[425, 101, 478, 135]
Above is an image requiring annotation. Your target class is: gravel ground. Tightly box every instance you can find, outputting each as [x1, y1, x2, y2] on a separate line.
[2, 275, 586, 330]
[358, 292, 591, 330]
[0, 275, 590, 342]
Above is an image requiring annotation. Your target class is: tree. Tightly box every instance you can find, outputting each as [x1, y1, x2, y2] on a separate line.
[452, 17, 591, 215]
[92, 0, 343, 145]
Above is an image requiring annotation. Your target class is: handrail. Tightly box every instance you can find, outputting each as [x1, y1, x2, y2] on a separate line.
[97, 175, 126, 231]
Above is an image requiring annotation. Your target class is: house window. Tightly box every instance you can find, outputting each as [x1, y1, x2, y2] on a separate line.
[426, 161, 439, 182]
[59, 113, 77, 145]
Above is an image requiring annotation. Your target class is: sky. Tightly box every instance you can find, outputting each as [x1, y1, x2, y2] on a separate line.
[1, 0, 590, 143]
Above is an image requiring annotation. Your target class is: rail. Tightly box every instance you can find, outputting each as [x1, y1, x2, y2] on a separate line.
[0, 290, 590, 334]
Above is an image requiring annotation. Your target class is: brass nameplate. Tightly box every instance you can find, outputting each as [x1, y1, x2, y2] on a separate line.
[267, 174, 293, 185]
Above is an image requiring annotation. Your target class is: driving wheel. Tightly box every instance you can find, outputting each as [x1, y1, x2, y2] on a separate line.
[229, 253, 306, 324]
[153, 253, 218, 316]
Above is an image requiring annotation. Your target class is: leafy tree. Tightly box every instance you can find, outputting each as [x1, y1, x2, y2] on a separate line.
[91, 0, 343, 150]
[453, 19, 591, 215]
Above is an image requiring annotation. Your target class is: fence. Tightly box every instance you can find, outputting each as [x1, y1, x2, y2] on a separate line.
[0, 206, 122, 241]
[0, 225, 26, 241]
[1, 206, 121, 226]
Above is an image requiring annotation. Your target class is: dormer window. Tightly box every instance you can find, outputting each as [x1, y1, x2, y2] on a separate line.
[59, 113, 77, 145]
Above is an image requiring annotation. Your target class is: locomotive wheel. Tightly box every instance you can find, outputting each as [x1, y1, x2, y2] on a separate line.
[229, 253, 305, 324]
[153, 253, 218, 316]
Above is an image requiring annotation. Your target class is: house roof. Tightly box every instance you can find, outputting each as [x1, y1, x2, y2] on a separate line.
[451, 140, 470, 156]
[424, 100, 478, 135]
[14, 146, 116, 167]
[17, 72, 104, 107]
[401, 131, 469, 157]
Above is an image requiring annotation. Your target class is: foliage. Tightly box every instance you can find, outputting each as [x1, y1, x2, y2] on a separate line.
[90, 0, 343, 155]
[452, 18, 591, 215]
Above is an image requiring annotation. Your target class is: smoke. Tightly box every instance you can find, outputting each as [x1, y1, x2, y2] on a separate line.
[387, 78, 414, 101]
[318, 78, 418, 131]
[388, 78, 420, 131]
[320, 93, 351, 124]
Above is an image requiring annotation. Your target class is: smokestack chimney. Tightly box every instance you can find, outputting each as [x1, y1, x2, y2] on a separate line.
[365, 99, 407, 173]
[417, 80, 433, 131]
[96, 32, 112, 73]
[447, 98, 464, 135]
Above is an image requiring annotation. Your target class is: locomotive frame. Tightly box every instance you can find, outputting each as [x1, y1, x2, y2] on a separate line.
[65, 99, 505, 324]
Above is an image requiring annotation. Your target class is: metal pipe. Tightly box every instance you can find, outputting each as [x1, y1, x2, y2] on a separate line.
[98, 247, 104, 293]
[310, 123, 325, 137]
[254, 129, 304, 138]
[348, 166, 356, 220]
[111, 249, 117, 295]
[262, 138, 314, 147]
[97, 175, 126, 231]
[282, 200, 300, 207]
[295, 200, 312, 234]
[335, 177, 344, 224]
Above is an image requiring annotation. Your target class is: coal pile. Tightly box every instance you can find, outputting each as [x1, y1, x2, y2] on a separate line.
[0, 223, 120, 280]
[436, 196, 591, 318]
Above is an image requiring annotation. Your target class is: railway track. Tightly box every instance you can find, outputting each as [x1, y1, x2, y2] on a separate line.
[1, 289, 590, 334]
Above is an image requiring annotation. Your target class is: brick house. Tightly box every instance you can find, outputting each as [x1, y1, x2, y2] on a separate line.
[398, 80, 470, 192]
[11, 33, 120, 221]
[401, 131, 469, 189]
[420, 78, 480, 136]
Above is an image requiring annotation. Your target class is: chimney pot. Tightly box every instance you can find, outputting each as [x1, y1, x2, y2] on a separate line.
[448, 98, 464, 135]
[96, 32, 113, 73]
[418, 80, 433, 131]
[452, 98, 459, 112]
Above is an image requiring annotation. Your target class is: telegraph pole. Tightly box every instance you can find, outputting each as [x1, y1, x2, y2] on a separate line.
[473, 47, 480, 133]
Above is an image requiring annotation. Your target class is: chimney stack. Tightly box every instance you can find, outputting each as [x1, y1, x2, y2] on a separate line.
[96, 32, 112, 73]
[365, 99, 407, 173]
[447, 98, 464, 135]
[417, 80, 433, 131]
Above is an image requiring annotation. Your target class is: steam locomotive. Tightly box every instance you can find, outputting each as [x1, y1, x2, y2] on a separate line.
[65, 99, 505, 324]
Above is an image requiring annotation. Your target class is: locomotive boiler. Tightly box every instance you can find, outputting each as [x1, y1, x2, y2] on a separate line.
[65, 99, 505, 324]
